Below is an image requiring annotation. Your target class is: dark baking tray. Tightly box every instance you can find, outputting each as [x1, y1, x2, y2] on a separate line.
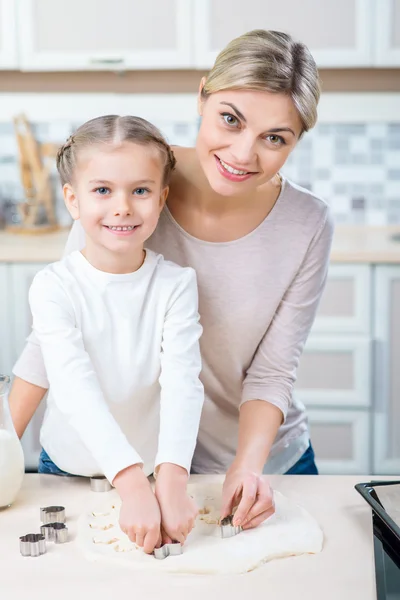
[355, 480, 400, 568]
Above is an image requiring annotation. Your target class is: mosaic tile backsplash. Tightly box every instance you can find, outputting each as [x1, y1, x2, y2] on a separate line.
[0, 119, 399, 227]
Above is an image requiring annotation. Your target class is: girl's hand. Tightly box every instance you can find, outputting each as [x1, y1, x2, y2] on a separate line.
[221, 464, 275, 530]
[155, 463, 198, 545]
[113, 465, 161, 554]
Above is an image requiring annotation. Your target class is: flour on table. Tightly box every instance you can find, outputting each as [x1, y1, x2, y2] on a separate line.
[77, 482, 323, 574]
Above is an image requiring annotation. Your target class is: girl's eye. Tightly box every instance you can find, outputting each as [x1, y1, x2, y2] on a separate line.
[94, 187, 110, 195]
[134, 188, 149, 195]
[221, 113, 239, 127]
[266, 134, 285, 146]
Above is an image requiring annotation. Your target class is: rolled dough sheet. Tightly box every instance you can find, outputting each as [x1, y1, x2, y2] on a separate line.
[77, 482, 323, 574]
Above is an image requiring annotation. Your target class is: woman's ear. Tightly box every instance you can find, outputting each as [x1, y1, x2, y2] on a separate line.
[63, 183, 80, 220]
[197, 76, 207, 116]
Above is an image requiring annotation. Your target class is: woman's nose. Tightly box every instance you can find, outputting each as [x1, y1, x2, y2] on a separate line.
[230, 137, 257, 166]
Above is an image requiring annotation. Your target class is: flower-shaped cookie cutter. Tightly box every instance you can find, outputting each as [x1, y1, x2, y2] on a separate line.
[40, 506, 65, 524]
[19, 533, 46, 557]
[153, 542, 182, 560]
[40, 522, 68, 543]
[220, 514, 242, 538]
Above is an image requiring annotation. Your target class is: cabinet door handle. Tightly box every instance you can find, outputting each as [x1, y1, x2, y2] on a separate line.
[373, 339, 388, 413]
[89, 57, 125, 65]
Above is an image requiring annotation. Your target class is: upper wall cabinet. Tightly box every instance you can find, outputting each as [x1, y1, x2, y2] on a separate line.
[375, 0, 400, 65]
[193, 0, 375, 68]
[0, 0, 17, 68]
[17, 0, 193, 70]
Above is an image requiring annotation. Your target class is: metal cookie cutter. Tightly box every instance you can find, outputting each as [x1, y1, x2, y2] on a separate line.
[40, 506, 66, 524]
[153, 542, 183, 560]
[20, 533, 46, 557]
[40, 522, 68, 544]
[90, 476, 112, 493]
[220, 515, 242, 539]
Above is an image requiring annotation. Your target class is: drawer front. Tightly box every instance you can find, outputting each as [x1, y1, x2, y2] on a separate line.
[312, 264, 371, 334]
[308, 408, 371, 474]
[296, 336, 371, 407]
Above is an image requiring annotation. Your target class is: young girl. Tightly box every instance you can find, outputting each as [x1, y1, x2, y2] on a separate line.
[12, 29, 334, 533]
[26, 115, 204, 554]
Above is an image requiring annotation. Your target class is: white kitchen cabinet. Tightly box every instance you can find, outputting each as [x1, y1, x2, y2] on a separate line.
[312, 265, 372, 335]
[193, 0, 375, 68]
[308, 408, 371, 474]
[372, 265, 400, 475]
[0, 264, 13, 374]
[0, 0, 17, 68]
[375, 0, 400, 65]
[17, 0, 193, 70]
[296, 336, 371, 408]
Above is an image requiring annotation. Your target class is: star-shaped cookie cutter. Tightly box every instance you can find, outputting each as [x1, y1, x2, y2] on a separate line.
[19, 533, 46, 557]
[153, 542, 183, 560]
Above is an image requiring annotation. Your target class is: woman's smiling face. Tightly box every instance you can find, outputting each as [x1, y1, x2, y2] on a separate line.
[196, 88, 303, 197]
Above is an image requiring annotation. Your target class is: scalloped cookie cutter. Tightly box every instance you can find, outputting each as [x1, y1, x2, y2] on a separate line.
[40, 506, 66, 524]
[40, 522, 68, 543]
[19, 533, 46, 557]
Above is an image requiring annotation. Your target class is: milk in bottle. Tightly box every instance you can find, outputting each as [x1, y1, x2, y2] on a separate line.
[0, 375, 24, 509]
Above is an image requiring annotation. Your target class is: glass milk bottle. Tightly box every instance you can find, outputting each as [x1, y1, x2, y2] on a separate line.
[0, 375, 25, 509]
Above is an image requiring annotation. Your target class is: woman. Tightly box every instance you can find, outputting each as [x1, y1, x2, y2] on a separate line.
[10, 29, 333, 531]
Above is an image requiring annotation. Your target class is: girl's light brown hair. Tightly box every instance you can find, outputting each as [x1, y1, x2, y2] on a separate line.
[56, 115, 176, 186]
[201, 29, 321, 133]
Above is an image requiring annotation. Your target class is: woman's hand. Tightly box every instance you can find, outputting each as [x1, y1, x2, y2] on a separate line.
[155, 463, 198, 545]
[113, 465, 161, 554]
[221, 464, 275, 530]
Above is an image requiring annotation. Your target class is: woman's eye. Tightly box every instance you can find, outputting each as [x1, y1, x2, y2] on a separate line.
[221, 113, 239, 127]
[95, 187, 110, 195]
[134, 188, 149, 195]
[266, 135, 285, 146]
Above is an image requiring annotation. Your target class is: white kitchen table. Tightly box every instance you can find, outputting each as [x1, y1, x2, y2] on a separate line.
[0, 474, 378, 600]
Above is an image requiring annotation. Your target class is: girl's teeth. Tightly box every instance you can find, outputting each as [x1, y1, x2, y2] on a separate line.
[219, 158, 249, 175]
[109, 226, 135, 231]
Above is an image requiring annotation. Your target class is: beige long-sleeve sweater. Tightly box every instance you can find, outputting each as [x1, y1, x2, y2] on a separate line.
[13, 177, 334, 474]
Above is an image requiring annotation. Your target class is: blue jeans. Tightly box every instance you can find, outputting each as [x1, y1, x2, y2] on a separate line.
[284, 443, 318, 475]
[38, 443, 318, 476]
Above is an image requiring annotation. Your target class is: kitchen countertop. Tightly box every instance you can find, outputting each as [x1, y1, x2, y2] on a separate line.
[0, 474, 378, 600]
[1, 225, 400, 264]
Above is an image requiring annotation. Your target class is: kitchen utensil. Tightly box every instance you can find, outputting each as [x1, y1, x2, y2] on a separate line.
[10, 114, 58, 234]
[19, 533, 46, 557]
[153, 542, 183, 560]
[90, 476, 112, 492]
[220, 515, 242, 538]
[40, 522, 68, 543]
[40, 506, 66, 524]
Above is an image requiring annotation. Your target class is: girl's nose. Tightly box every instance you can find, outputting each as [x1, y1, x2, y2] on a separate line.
[113, 195, 132, 216]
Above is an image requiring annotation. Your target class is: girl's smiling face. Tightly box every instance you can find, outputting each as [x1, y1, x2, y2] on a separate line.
[196, 88, 303, 197]
[63, 141, 168, 257]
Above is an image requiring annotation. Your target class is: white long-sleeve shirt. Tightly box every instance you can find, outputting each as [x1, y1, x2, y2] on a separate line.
[28, 249, 204, 482]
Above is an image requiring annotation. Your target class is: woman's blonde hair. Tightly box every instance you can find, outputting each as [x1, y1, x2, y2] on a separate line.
[56, 115, 176, 186]
[201, 29, 321, 133]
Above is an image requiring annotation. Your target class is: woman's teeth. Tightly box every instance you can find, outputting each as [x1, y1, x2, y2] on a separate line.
[219, 158, 249, 175]
[107, 225, 135, 231]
